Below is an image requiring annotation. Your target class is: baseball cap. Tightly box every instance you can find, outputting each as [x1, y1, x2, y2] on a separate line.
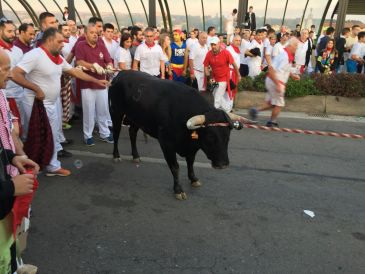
[210, 36, 219, 44]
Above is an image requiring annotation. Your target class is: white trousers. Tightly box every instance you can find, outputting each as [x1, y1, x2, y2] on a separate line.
[195, 70, 206, 91]
[213, 82, 233, 113]
[81, 88, 110, 140]
[56, 97, 66, 144]
[13, 96, 26, 132]
[23, 95, 62, 172]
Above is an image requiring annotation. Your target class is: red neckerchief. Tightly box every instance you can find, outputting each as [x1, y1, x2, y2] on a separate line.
[0, 39, 13, 51]
[40, 46, 63, 65]
[145, 42, 155, 48]
[255, 38, 262, 45]
[132, 41, 141, 47]
[284, 48, 295, 63]
[64, 38, 69, 43]
[231, 45, 240, 54]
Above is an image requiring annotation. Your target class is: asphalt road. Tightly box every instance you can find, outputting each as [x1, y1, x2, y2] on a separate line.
[23, 114, 365, 274]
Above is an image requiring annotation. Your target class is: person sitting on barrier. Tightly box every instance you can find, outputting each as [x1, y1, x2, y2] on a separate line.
[249, 38, 300, 127]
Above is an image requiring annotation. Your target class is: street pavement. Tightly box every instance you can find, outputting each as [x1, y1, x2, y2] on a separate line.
[23, 113, 365, 274]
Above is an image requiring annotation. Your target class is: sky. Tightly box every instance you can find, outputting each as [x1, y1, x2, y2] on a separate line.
[6, 0, 365, 22]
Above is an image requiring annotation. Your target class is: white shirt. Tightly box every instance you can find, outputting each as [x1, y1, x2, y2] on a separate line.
[263, 44, 273, 66]
[117, 47, 132, 70]
[102, 37, 119, 62]
[61, 41, 73, 59]
[189, 43, 208, 72]
[247, 39, 264, 77]
[350, 42, 365, 60]
[240, 39, 251, 64]
[69, 35, 78, 46]
[272, 42, 285, 62]
[17, 48, 72, 104]
[266, 50, 295, 89]
[2, 45, 23, 98]
[186, 38, 198, 50]
[227, 45, 240, 69]
[134, 43, 164, 76]
[295, 39, 309, 66]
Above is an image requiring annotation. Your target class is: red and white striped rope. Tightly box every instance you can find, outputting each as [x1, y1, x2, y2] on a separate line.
[242, 123, 365, 140]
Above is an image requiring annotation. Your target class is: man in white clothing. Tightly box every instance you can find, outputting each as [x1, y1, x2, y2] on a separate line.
[67, 19, 78, 46]
[186, 30, 198, 50]
[295, 29, 312, 74]
[245, 29, 265, 78]
[0, 19, 25, 136]
[189, 32, 208, 91]
[272, 32, 289, 62]
[12, 28, 109, 176]
[102, 23, 119, 63]
[249, 38, 300, 127]
[132, 27, 165, 78]
[239, 29, 251, 76]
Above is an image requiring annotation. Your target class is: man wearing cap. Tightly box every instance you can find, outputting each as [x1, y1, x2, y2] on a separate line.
[204, 36, 240, 113]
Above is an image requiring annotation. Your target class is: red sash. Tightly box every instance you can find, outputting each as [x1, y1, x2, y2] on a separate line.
[0, 39, 13, 51]
[40, 46, 63, 65]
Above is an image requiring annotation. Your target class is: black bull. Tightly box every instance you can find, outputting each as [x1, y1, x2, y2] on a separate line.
[109, 71, 244, 200]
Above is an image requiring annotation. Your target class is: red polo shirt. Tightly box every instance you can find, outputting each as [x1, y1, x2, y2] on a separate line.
[203, 49, 234, 82]
[74, 40, 112, 90]
[13, 38, 32, 54]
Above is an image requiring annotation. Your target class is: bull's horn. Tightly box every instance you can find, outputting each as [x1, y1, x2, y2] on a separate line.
[228, 113, 252, 123]
[228, 113, 244, 121]
[186, 115, 205, 130]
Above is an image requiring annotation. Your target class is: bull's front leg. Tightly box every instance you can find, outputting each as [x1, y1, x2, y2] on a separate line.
[186, 153, 202, 188]
[158, 137, 187, 200]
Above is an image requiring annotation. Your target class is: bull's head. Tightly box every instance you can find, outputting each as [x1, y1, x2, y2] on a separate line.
[186, 110, 243, 169]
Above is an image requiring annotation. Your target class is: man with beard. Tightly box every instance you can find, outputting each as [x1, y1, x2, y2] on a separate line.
[130, 26, 143, 60]
[12, 28, 109, 176]
[0, 19, 25, 138]
[14, 23, 35, 54]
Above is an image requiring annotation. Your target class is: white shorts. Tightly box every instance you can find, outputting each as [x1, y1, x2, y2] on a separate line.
[265, 80, 285, 107]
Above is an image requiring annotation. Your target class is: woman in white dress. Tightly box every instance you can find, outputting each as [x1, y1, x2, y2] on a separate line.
[226, 8, 238, 45]
[118, 33, 132, 71]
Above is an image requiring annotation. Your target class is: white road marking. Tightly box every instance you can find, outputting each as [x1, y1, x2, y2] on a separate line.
[68, 149, 213, 169]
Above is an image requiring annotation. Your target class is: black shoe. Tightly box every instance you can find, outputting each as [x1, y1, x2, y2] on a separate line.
[57, 149, 73, 158]
[266, 121, 279, 127]
[61, 139, 73, 146]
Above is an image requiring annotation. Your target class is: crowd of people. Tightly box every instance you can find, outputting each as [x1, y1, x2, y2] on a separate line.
[0, 8, 365, 272]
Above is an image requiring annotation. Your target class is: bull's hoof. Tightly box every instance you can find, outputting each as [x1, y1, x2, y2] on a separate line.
[133, 157, 141, 164]
[175, 192, 187, 200]
[113, 157, 122, 163]
[191, 181, 202, 188]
